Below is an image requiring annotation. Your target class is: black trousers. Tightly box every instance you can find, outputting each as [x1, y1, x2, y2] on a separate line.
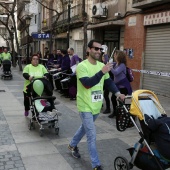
[104, 89, 113, 110]
[111, 88, 128, 113]
[23, 92, 30, 111]
[48, 74, 54, 90]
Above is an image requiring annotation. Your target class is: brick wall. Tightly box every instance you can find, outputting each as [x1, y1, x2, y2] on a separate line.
[124, 14, 146, 90]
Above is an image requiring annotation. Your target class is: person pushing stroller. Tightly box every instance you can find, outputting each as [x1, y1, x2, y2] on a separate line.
[0, 48, 12, 79]
[23, 54, 49, 116]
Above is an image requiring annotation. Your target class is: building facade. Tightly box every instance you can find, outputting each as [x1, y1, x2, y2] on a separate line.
[17, 0, 39, 57]
[124, 0, 170, 96]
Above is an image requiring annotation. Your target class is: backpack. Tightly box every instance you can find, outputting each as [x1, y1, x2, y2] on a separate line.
[126, 67, 134, 82]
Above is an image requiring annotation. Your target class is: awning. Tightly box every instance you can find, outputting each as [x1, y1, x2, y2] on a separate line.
[87, 20, 125, 29]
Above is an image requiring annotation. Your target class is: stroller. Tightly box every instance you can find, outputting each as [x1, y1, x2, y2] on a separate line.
[1, 60, 12, 80]
[27, 78, 60, 137]
[114, 90, 170, 170]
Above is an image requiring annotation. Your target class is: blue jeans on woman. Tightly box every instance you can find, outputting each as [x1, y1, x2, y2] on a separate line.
[70, 112, 100, 168]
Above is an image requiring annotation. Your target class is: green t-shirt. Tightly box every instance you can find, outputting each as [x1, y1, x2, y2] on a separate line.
[0, 52, 11, 63]
[23, 64, 48, 93]
[76, 59, 109, 115]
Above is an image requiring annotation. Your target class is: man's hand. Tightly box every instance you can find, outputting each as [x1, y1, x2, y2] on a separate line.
[117, 94, 126, 101]
[57, 68, 61, 71]
[102, 63, 113, 74]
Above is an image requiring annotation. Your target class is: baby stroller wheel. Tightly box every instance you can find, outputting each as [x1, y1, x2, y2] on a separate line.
[55, 127, 59, 135]
[28, 120, 35, 130]
[114, 156, 130, 170]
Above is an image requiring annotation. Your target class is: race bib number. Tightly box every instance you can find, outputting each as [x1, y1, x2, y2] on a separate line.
[91, 90, 103, 102]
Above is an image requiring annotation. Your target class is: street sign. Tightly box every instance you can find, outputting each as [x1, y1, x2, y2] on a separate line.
[31, 33, 51, 39]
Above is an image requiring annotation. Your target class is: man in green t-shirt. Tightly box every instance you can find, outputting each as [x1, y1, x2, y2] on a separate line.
[23, 54, 48, 116]
[68, 39, 125, 170]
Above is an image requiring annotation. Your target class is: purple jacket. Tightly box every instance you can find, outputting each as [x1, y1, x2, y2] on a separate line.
[70, 54, 80, 67]
[47, 57, 54, 69]
[61, 55, 70, 71]
[56, 55, 62, 66]
[111, 62, 132, 95]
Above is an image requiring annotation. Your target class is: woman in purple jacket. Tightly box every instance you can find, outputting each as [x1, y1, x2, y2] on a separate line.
[108, 50, 132, 118]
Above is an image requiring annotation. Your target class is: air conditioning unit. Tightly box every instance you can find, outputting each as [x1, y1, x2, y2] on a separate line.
[92, 3, 108, 18]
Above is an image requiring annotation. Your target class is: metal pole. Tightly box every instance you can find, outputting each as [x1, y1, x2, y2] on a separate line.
[67, 1, 71, 49]
[11, 33, 16, 67]
[27, 27, 30, 64]
[82, 0, 87, 60]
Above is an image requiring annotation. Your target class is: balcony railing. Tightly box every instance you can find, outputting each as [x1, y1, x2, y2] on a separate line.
[132, 0, 170, 9]
[52, 4, 83, 27]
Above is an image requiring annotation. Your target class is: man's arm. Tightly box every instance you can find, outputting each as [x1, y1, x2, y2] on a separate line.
[104, 78, 119, 95]
[79, 71, 104, 89]
[104, 78, 125, 100]
[79, 62, 113, 89]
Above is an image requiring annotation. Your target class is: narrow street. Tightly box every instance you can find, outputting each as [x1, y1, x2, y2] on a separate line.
[0, 66, 170, 170]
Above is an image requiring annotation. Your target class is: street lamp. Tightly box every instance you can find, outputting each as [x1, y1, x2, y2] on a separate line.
[67, 0, 72, 49]
[10, 26, 16, 67]
[25, 16, 31, 64]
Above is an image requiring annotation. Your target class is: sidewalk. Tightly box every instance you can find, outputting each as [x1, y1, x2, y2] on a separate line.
[0, 66, 170, 170]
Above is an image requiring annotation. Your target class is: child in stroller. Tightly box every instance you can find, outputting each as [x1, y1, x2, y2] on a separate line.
[27, 78, 61, 136]
[114, 90, 170, 170]
[1, 60, 12, 80]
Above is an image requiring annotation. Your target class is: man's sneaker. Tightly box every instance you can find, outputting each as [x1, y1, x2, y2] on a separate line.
[93, 165, 103, 170]
[24, 111, 29, 117]
[68, 144, 81, 158]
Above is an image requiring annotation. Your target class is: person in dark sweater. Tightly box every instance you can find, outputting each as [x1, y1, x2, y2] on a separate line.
[108, 50, 132, 118]
[54, 49, 70, 92]
[101, 48, 114, 114]
[53, 49, 62, 68]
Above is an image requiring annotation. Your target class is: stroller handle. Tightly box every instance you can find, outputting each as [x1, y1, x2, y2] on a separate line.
[30, 77, 48, 83]
[117, 95, 131, 105]
[32, 96, 56, 101]
[61, 72, 73, 76]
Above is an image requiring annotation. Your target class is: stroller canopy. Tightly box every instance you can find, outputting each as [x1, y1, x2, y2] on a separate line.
[130, 90, 166, 120]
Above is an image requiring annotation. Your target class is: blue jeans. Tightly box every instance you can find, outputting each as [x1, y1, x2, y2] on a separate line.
[70, 112, 100, 168]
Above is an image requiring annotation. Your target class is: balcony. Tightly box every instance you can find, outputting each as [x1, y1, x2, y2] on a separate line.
[132, 0, 170, 9]
[52, 4, 83, 28]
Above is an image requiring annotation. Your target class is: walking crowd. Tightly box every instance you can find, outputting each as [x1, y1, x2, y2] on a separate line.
[21, 40, 132, 170]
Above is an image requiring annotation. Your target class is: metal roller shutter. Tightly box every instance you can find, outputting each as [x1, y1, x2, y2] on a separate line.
[142, 25, 170, 96]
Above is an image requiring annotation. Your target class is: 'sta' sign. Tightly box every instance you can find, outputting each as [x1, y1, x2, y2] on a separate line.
[32, 33, 51, 39]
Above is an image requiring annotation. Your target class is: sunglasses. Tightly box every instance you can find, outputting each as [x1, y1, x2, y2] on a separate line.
[91, 46, 103, 52]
